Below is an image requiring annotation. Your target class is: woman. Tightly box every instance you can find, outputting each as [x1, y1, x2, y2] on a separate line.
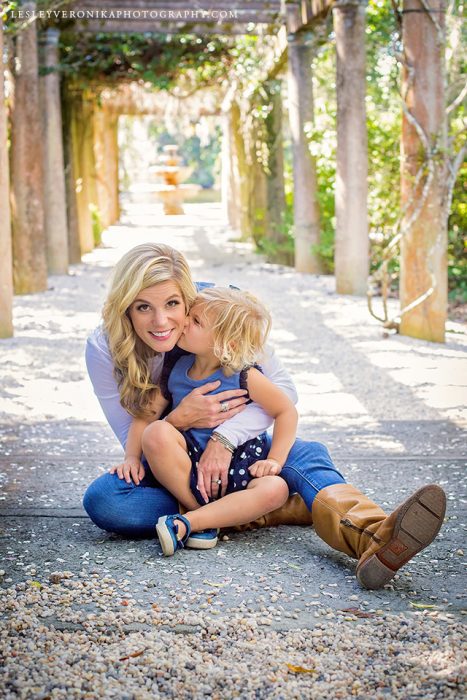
[83, 243, 446, 590]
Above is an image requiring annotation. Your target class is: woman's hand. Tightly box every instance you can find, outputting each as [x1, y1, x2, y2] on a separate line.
[165, 381, 248, 431]
[248, 459, 282, 478]
[109, 457, 145, 486]
[196, 439, 232, 504]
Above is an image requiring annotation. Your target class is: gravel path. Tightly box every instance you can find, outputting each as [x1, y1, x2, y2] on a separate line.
[1, 573, 465, 699]
[0, 199, 466, 698]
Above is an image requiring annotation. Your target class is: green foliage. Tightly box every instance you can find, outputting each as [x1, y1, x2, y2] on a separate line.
[448, 160, 467, 304]
[89, 204, 103, 247]
[56, 32, 233, 90]
[180, 129, 222, 189]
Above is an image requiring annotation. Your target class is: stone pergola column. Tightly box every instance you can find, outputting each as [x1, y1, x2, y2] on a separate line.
[70, 93, 96, 254]
[230, 101, 251, 238]
[221, 108, 239, 230]
[10, 1, 47, 293]
[105, 113, 120, 225]
[62, 90, 81, 264]
[248, 151, 268, 246]
[0, 17, 13, 337]
[333, 0, 368, 295]
[287, 31, 323, 273]
[399, 0, 447, 342]
[40, 28, 69, 274]
[264, 79, 290, 265]
[93, 106, 111, 230]
[94, 107, 120, 230]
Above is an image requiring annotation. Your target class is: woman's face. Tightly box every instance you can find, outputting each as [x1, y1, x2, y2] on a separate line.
[127, 281, 187, 353]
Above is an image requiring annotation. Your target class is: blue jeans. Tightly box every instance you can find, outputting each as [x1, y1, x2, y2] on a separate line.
[83, 438, 346, 538]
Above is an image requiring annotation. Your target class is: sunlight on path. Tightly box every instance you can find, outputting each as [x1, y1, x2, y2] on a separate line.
[1, 199, 466, 443]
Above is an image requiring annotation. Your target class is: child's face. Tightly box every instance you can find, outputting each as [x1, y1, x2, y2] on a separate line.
[178, 302, 215, 356]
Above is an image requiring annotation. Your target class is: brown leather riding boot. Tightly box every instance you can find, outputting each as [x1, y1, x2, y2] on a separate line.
[232, 493, 313, 532]
[311, 483, 446, 589]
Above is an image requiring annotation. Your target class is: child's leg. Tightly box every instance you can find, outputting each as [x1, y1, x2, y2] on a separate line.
[142, 421, 199, 512]
[177, 476, 289, 537]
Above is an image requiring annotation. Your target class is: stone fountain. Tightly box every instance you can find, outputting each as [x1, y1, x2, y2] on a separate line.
[149, 144, 201, 215]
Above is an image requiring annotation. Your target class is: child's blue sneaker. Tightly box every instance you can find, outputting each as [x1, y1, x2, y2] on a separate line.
[186, 529, 218, 550]
[156, 514, 191, 556]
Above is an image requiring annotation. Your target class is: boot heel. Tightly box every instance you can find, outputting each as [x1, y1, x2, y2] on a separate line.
[356, 554, 394, 589]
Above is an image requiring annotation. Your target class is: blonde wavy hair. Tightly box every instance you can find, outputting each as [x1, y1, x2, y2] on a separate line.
[195, 287, 272, 376]
[102, 243, 196, 417]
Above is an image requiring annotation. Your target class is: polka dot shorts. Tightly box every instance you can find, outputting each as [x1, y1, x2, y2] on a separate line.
[183, 431, 269, 506]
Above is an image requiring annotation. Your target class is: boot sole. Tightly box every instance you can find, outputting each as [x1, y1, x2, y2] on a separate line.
[356, 484, 446, 590]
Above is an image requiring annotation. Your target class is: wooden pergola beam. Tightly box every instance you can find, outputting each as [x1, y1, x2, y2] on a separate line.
[285, 0, 334, 34]
[73, 0, 280, 9]
[66, 0, 283, 34]
[71, 21, 279, 35]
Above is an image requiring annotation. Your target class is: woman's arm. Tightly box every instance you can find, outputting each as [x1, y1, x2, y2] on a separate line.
[109, 392, 169, 485]
[109, 418, 147, 485]
[85, 327, 164, 448]
[85, 328, 131, 449]
[246, 368, 298, 473]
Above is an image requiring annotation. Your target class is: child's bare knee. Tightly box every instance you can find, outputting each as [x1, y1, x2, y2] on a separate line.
[142, 420, 174, 453]
[259, 476, 289, 510]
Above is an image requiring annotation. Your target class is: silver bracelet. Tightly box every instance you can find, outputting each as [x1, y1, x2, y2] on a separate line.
[210, 432, 235, 454]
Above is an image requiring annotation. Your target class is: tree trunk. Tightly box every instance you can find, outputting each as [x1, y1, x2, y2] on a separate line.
[287, 32, 323, 273]
[40, 28, 69, 275]
[0, 17, 13, 337]
[333, 0, 369, 295]
[399, 0, 447, 342]
[10, 1, 47, 294]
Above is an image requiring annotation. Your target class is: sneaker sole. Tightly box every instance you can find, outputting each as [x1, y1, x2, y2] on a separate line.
[356, 484, 446, 590]
[156, 518, 176, 557]
[186, 535, 218, 550]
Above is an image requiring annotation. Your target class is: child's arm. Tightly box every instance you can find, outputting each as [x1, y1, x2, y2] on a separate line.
[109, 392, 170, 485]
[246, 368, 298, 477]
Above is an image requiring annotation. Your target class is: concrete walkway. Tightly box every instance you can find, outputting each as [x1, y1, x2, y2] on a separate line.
[1, 200, 466, 698]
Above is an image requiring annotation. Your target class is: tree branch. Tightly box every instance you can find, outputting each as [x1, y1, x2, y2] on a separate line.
[446, 79, 467, 114]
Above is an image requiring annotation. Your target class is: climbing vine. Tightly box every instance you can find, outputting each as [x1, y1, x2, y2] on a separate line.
[57, 32, 235, 92]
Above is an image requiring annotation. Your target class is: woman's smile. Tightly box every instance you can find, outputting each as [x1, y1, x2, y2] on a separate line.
[149, 329, 173, 339]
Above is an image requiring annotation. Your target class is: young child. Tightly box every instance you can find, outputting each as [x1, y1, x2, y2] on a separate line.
[115, 287, 297, 556]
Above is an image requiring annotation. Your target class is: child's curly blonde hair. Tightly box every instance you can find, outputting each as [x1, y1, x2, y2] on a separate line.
[195, 287, 271, 376]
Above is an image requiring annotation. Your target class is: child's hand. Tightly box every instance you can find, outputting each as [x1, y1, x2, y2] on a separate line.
[109, 457, 145, 485]
[248, 459, 282, 478]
